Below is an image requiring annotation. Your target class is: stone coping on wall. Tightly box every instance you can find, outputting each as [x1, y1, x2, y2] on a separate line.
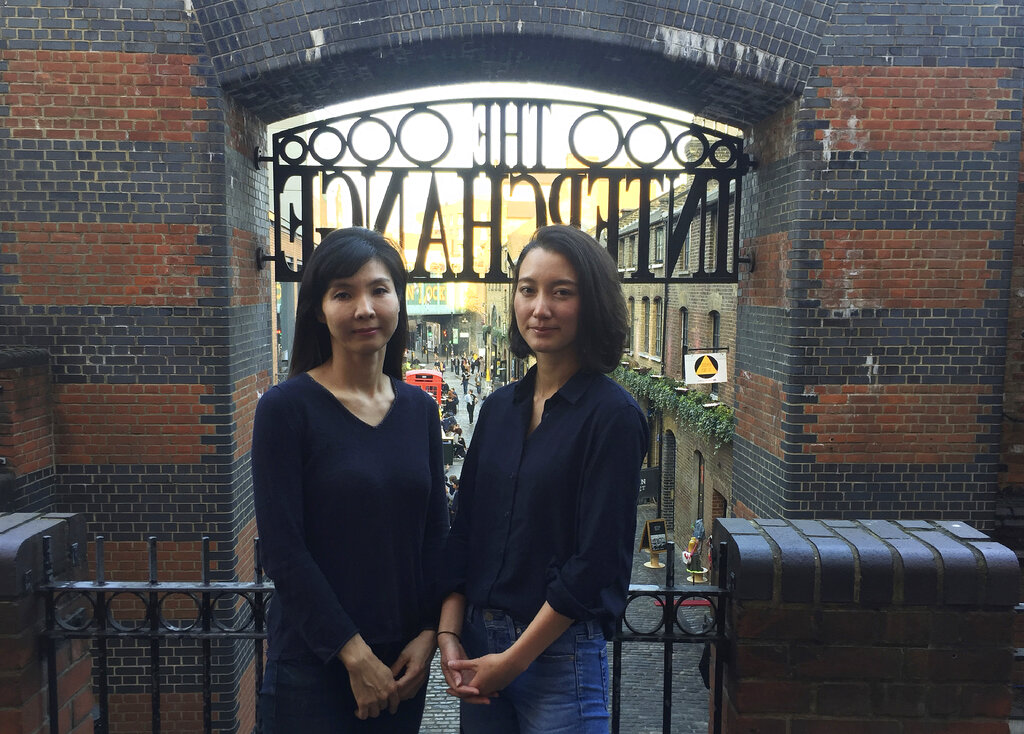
[0, 347, 49, 371]
[0, 512, 86, 597]
[713, 518, 1020, 608]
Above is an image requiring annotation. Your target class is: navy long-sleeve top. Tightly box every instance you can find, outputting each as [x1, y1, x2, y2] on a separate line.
[443, 366, 649, 638]
[252, 373, 449, 664]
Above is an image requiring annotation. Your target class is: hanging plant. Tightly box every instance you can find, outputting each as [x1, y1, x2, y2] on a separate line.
[612, 367, 735, 448]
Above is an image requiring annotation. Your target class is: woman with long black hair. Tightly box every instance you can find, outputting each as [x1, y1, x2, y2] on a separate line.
[252, 227, 448, 733]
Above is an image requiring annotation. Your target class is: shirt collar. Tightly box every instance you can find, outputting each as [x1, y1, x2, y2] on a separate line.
[512, 365, 598, 406]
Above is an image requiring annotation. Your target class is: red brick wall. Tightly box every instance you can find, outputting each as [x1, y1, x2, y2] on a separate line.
[814, 67, 1016, 153]
[802, 384, 988, 464]
[3, 50, 209, 143]
[735, 372, 784, 460]
[811, 230, 995, 310]
[53, 384, 217, 466]
[0, 359, 54, 478]
[5, 222, 214, 306]
[724, 604, 1014, 733]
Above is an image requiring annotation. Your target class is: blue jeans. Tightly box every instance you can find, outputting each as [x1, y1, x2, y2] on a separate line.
[259, 645, 426, 734]
[460, 605, 610, 734]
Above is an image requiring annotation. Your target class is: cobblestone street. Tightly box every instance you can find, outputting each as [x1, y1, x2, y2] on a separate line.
[420, 367, 711, 733]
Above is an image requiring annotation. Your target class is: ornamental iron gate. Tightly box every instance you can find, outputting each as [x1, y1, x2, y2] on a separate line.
[255, 96, 752, 284]
[41, 536, 730, 734]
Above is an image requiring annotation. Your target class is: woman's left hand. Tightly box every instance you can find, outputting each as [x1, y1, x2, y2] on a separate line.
[390, 630, 437, 700]
[446, 651, 525, 701]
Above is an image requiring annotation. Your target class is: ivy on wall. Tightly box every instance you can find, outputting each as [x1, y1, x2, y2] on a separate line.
[612, 367, 735, 448]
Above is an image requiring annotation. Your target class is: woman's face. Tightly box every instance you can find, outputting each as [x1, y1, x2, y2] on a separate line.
[513, 247, 580, 361]
[318, 258, 400, 359]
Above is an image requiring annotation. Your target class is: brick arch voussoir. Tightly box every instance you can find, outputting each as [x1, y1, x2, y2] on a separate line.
[193, 2, 833, 126]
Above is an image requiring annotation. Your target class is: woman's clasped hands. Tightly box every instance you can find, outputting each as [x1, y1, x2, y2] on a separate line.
[438, 633, 526, 704]
[339, 630, 436, 719]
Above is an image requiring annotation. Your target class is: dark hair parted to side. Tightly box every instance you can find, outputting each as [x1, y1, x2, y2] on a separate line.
[289, 227, 409, 380]
[508, 224, 628, 373]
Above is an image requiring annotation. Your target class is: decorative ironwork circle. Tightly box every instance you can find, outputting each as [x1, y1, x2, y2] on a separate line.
[673, 130, 709, 166]
[396, 107, 453, 166]
[709, 140, 736, 168]
[568, 110, 624, 168]
[157, 591, 202, 633]
[674, 595, 717, 636]
[211, 591, 257, 633]
[308, 125, 347, 166]
[621, 591, 667, 636]
[279, 134, 309, 166]
[106, 591, 150, 632]
[624, 119, 671, 168]
[348, 115, 396, 166]
[54, 590, 96, 632]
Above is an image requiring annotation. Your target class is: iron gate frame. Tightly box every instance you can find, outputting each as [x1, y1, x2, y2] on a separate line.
[255, 95, 753, 286]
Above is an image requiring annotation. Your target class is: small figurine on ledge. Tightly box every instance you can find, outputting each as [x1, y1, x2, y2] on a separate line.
[683, 519, 708, 583]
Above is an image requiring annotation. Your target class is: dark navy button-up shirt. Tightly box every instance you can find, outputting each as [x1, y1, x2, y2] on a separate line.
[443, 367, 648, 638]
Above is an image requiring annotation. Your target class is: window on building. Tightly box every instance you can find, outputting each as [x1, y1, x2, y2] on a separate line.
[627, 298, 635, 354]
[641, 297, 650, 353]
[706, 206, 718, 272]
[682, 227, 690, 272]
[653, 225, 665, 265]
[680, 307, 689, 354]
[696, 450, 705, 529]
[617, 236, 625, 271]
[710, 310, 721, 350]
[653, 297, 663, 356]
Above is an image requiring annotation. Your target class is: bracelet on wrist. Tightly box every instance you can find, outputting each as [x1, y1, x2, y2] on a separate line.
[436, 630, 461, 643]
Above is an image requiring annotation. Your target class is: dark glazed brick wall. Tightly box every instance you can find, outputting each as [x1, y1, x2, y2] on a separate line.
[0, 3, 271, 730]
[191, 0, 837, 126]
[732, 0, 1023, 530]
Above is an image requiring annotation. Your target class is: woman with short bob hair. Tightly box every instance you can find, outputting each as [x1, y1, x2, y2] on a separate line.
[507, 224, 629, 374]
[438, 224, 648, 733]
[253, 227, 447, 733]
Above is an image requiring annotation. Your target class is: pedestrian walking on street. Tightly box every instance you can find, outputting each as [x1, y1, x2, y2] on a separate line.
[461, 373, 469, 395]
[438, 224, 648, 734]
[252, 228, 448, 733]
[466, 389, 477, 425]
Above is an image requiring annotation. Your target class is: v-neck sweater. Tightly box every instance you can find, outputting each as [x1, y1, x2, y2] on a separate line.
[252, 373, 449, 664]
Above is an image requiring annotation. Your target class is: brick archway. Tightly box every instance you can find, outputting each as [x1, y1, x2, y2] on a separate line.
[193, 1, 835, 127]
[2, 3, 1021, 730]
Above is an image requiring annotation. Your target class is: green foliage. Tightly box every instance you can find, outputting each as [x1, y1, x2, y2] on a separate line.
[612, 367, 734, 448]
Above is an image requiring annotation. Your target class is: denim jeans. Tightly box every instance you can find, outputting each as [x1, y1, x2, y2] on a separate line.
[259, 644, 426, 734]
[459, 605, 610, 734]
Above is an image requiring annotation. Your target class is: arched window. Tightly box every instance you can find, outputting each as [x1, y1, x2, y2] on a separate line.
[695, 450, 705, 529]
[680, 307, 689, 354]
[641, 297, 651, 353]
[710, 310, 721, 350]
[653, 297, 663, 356]
[627, 297, 635, 354]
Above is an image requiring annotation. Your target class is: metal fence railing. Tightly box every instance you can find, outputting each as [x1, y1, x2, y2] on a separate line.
[41, 536, 729, 734]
